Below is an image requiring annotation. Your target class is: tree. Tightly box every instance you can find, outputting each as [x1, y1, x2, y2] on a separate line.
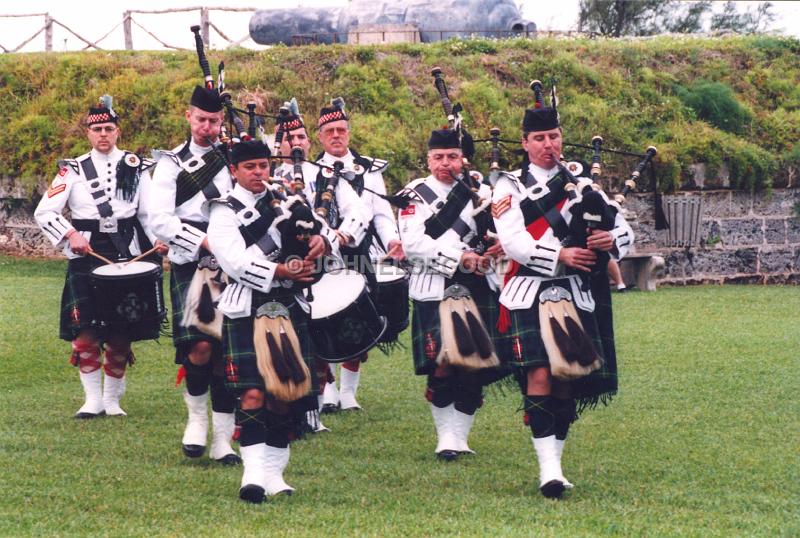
[577, 0, 774, 37]
[711, 1, 775, 34]
[577, 0, 711, 37]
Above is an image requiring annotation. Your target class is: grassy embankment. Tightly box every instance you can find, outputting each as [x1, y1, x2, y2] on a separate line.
[1, 35, 799, 196]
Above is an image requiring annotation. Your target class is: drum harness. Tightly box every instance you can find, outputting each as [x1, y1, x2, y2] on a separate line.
[69, 153, 154, 259]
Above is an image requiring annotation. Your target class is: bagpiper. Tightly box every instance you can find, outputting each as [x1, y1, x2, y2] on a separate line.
[148, 85, 240, 465]
[208, 139, 339, 502]
[491, 84, 634, 498]
[399, 128, 507, 460]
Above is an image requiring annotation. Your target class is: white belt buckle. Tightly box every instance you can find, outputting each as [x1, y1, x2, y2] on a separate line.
[99, 216, 118, 233]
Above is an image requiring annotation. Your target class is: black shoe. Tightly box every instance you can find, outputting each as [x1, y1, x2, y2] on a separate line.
[182, 444, 206, 458]
[436, 450, 459, 462]
[74, 410, 106, 419]
[215, 453, 242, 466]
[239, 485, 265, 504]
[321, 404, 339, 415]
[539, 479, 566, 499]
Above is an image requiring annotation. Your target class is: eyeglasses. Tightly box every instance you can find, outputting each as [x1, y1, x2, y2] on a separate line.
[89, 126, 117, 133]
[322, 127, 349, 136]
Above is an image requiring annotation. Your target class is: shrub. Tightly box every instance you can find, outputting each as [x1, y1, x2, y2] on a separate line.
[675, 80, 753, 135]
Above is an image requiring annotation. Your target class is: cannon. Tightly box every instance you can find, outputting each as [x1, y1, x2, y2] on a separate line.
[249, 0, 536, 45]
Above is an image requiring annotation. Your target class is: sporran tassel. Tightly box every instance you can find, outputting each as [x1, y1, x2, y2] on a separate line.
[280, 326, 307, 384]
[563, 313, 601, 367]
[451, 309, 477, 357]
[549, 312, 580, 364]
[197, 283, 216, 324]
[266, 330, 293, 383]
[465, 309, 493, 360]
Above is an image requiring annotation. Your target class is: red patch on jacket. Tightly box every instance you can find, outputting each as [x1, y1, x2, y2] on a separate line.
[400, 204, 416, 217]
[58, 167, 69, 177]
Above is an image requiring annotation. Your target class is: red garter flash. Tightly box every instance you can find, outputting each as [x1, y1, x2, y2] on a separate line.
[70, 306, 80, 326]
[174, 366, 186, 387]
[512, 336, 523, 362]
[225, 357, 239, 384]
[424, 332, 437, 361]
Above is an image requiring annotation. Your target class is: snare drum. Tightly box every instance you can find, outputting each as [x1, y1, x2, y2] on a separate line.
[308, 269, 387, 362]
[90, 261, 166, 341]
[373, 263, 409, 344]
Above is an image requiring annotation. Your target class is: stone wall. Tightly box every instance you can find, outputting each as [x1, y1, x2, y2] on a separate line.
[2, 177, 799, 285]
[347, 24, 422, 45]
[0, 180, 58, 257]
[624, 188, 800, 285]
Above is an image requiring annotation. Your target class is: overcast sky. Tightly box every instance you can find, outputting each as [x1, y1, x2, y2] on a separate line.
[0, 1, 798, 52]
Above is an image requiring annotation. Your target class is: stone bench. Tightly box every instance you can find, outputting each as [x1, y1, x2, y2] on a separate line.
[619, 252, 665, 292]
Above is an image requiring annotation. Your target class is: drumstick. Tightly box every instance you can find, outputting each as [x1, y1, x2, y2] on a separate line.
[126, 246, 160, 264]
[87, 250, 115, 265]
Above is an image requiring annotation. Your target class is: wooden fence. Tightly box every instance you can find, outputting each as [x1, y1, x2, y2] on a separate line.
[0, 7, 257, 53]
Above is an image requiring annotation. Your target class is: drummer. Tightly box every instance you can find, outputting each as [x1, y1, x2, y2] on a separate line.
[271, 100, 370, 426]
[398, 128, 506, 460]
[314, 98, 404, 412]
[208, 139, 338, 502]
[34, 97, 167, 419]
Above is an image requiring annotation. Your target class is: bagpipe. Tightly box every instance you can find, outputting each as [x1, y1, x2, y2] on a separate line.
[188, 28, 322, 399]
[428, 67, 496, 255]
[521, 79, 659, 378]
[425, 68, 502, 372]
[178, 27, 237, 342]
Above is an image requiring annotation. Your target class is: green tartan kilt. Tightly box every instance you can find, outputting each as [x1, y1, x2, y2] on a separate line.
[221, 291, 317, 409]
[410, 275, 510, 384]
[169, 260, 221, 364]
[497, 276, 618, 408]
[59, 257, 105, 341]
[59, 237, 162, 343]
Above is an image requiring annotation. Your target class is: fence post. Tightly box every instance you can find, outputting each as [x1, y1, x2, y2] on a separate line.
[201, 7, 210, 46]
[44, 13, 53, 52]
[123, 11, 132, 50]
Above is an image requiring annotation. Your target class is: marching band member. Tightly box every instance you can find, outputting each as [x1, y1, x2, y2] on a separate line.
[147, 85, 240, 465]
[208, 139, 337, 502]
[271, 101, 370, 427]
[34, 97, 164, 419]
[399, 129, 506, 461]
[491, 91, 634, 498]
[314, 99, 404, 412]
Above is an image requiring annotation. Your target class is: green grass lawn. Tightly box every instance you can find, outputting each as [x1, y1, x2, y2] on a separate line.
[1, 255, 798, 537]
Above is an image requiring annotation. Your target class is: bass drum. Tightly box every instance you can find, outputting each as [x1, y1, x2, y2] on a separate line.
[308, 269, 386, 362]
[90, 260, 166, 341]
[373, 262, 409, 344]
